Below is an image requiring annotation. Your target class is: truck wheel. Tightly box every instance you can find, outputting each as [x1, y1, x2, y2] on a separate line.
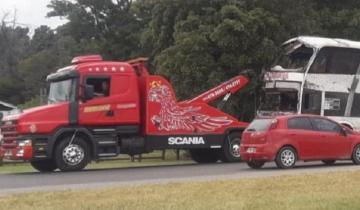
[220, 132, 242, 162]
[352, 144, 360, 165]
[275, 146, 297, 169]
[30, 159, 57, 172]
[55, 136, 90, 172]
[189, 149, 219, 163]
[246, 160, 265, 169]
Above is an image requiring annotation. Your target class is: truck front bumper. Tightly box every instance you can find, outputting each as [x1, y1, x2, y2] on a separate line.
[0, 139, 33, 160]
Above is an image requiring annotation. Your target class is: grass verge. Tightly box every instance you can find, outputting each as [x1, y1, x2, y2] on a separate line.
[1, 170, 360, 210]
[0, 150, 193, 174]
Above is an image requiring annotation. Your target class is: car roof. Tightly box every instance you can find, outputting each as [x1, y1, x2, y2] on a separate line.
[275, 114, 339, 124]
[255, 114, 331, 121]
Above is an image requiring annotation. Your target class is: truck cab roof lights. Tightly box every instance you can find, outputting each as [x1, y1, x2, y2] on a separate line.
[71, 55, 103, 64]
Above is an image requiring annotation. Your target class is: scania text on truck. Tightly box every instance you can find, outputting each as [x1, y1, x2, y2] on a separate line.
[0, 55, 249, 172]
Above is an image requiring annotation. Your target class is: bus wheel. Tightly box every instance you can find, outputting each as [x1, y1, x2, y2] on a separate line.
[189, 149, 219, 163]
[30, 159, 57, 172]
[55, 136, 90, 172]
[220, 132, 242, 163]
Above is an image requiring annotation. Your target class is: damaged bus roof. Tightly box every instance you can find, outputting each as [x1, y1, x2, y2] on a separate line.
[283, 36, 360, 50]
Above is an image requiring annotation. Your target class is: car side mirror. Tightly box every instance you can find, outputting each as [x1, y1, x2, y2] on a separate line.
[84, 85, 94, 101]
[0, 112, 3, 121]
[340, 128, 348, 136]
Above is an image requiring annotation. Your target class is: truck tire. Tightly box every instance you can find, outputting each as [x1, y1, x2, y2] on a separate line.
[54, 136, 90, 172]
[220, 132, 242, 162]
[189, 149, 219, 163]
[30, 159, 57, 172]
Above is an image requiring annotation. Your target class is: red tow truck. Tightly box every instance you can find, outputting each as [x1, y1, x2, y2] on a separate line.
[0, 55, 249, 172]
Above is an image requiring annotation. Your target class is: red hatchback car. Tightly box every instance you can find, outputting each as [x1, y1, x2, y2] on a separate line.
[240, 115, 360, 169]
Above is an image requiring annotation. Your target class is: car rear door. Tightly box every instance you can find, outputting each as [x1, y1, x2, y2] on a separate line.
[286, 117, 319, 160]
[310, 118, 351, 159]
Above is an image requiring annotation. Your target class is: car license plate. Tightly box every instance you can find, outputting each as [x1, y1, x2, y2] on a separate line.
[247, 147, 256, 153]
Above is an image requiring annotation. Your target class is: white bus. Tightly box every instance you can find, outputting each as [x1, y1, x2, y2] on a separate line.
[258, 36, 360, 130]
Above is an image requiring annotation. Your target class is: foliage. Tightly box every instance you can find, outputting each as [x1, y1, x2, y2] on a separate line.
[2, 0, 360, 119]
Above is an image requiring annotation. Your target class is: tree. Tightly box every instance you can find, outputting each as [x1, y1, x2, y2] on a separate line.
[0, 16, 29, 104]
[47, 0, 143, 59]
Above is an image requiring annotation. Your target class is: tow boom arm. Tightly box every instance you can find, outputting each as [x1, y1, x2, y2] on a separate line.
[184, 75, 249, 104]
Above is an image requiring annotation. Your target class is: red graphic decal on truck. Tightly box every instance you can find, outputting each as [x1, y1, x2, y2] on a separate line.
[148, 81, 232, 132]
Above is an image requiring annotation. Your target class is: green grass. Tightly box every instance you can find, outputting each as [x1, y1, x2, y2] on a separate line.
[1, 170, 360, 210]
[0, 150, 193, 174]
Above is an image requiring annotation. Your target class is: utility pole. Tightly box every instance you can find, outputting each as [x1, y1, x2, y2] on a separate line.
[344, 64, 360, 117]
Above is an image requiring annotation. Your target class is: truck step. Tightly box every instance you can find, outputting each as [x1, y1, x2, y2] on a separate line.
[98, 141, 117, 145]
[97, 153, 118, 157]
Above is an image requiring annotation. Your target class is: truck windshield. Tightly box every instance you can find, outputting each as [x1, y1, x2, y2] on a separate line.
[273, 44, 313, 71]
[48, 79, 73, 104]
[260, 91, 298, 112]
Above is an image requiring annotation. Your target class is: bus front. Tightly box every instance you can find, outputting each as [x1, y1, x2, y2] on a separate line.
[258, 38, 315, 116]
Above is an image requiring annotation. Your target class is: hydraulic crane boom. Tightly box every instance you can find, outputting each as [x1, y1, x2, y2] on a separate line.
[184, 75, 249, 104]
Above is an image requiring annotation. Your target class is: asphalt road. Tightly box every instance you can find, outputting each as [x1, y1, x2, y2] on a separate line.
[0, 161, 359, 195]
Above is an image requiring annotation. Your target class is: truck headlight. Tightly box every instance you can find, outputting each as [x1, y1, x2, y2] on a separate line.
[18, 140, 32, 147]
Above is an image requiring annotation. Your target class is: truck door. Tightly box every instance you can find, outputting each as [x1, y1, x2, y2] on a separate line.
[78, 74, 140, 126]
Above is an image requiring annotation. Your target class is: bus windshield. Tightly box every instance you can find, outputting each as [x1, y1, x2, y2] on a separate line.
[273, 44, 314, 71]
[260, 91, 298, 112]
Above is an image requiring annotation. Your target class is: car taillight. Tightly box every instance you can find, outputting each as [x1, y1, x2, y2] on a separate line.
[269, 119, 278, 130]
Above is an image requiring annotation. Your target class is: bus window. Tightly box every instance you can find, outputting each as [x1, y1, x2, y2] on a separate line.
[302, 91, 321, 114]
[324, 92, 348, 116]
[309, 47, 360, 74]
[351, 94, 360, 117]
[260, 91, 297, 112]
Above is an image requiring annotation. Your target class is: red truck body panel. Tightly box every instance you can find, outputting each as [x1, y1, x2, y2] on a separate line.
[145, 75, 248, 135]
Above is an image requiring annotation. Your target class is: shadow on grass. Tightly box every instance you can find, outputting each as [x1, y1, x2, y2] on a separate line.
[248, 160, 356, 171]
[9, 161, 206, 176]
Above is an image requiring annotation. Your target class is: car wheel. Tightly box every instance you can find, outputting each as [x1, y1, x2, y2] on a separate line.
[275, 146, 297, 169]
[220, 132, 242, 162]
[55, 136, 90, 172]
[321, 160, 336, 165]
[352, 144, 360, 165]
[189, 149, 220, 163]
[246, 160, 265, 169]
[30, 159, 57, 172]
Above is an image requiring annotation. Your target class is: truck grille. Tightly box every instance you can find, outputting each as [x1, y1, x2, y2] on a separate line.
[0, 121, 18, 149]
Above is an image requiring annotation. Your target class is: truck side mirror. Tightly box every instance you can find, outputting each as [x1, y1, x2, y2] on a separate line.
[84, 85, 94, 101]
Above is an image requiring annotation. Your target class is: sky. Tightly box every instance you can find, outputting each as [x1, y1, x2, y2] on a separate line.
[0, 0, 67, 31]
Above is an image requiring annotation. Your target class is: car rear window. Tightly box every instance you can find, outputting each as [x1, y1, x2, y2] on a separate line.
[246, 119, 274, 131]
